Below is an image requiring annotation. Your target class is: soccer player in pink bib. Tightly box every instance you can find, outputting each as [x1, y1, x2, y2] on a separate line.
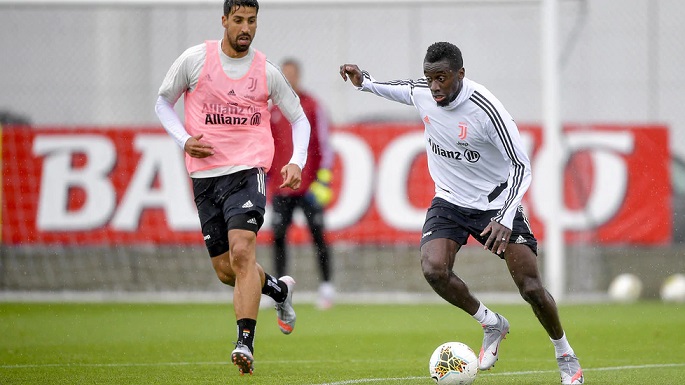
[155, 0, 310, 376]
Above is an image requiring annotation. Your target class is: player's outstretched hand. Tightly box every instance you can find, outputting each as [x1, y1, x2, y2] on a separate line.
[280, 163, 303, 190]
[340, 64, 363, 87]
[184, 134, 214, 158]
[481, 220, 512, 255]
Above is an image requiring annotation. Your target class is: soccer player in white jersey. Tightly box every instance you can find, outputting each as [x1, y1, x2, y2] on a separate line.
[155, 0, 310, 376]
[340, 42, 584, 384]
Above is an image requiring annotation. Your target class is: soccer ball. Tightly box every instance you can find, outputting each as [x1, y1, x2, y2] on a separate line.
[607, 273, 642, 303]
[660, 273, 685, 303]
[429, 342, 478, 385]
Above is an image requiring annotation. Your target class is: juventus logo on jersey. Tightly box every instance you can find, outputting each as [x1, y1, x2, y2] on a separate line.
[247, 77, 257, 92]
[458, 122, 468, 140]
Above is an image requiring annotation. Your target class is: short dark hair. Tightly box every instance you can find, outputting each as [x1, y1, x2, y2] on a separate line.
[425, 42, 463, 71]
[224, 0, 259, 16]
[280, 57, 301, 70]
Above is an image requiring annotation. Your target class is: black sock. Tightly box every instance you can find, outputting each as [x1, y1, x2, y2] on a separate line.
[261, 273, 288, 303]
[237, 318, 257, 353]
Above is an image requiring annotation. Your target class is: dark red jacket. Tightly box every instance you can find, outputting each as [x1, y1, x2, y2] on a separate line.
[268, 90, 332, 197]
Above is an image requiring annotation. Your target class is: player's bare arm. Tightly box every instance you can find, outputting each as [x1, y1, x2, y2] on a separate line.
[184, 134, 214, 158]
[280, 163, 302, 190]
[480, 220, 512, 255]
[339, 64, 363, 87]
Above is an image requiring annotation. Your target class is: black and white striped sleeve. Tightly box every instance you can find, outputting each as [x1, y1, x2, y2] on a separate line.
[358, 70, 415, 106]
[471, 91, 532, 229]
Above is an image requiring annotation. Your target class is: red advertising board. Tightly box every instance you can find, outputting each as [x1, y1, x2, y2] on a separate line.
[0, 123, 671, 245]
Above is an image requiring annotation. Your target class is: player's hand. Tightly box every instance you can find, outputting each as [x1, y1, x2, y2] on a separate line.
[306, 168, 333, 207]
[280, 163, 303, 190]
[340, 64, 363, 87]
[184, 134, 214, 158]
[481, 220, 512, 255]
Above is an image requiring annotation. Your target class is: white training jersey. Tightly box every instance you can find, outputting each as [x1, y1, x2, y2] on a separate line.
[358, 72, 531, 229]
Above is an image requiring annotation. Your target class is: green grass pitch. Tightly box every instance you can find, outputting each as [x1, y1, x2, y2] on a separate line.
[1, 301, 683, 384]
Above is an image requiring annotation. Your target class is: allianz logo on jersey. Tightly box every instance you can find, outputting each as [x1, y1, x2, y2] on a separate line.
[201, 102, 262, 126]
[204, 113, 261, 126]
[202, 103, 261, 115]
[428, 137, 481, 163]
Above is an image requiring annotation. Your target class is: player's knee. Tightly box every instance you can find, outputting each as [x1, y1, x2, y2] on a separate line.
[271, 214, 287, 239]
[421, 254, 449, 286]
[215, 270, 236, 286]
[229, 241, 255, 272]
[212, 257, 236, 286]
[273, 226, 287, 240]
[271, 220, 287, 239]
[519, 280, 546, 305]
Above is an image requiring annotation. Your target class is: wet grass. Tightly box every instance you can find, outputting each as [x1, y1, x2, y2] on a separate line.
[1, 301, 683, 384]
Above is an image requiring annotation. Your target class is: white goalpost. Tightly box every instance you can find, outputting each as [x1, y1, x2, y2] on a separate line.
[540, 0, 565, 300]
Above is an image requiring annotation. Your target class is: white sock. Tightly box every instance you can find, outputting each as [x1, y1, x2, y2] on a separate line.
[551, 332, 575, 358]
[472, 302, 498, 326]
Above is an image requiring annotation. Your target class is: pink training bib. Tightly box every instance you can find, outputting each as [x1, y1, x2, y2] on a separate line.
[184, 40, 273, 174]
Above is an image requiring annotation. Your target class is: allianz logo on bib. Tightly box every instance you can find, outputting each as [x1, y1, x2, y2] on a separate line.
[204, 112, 262, 126]
[205, 114, 247, 125]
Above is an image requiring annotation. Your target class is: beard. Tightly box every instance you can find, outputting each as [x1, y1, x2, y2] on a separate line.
[230, 34, 251, 52]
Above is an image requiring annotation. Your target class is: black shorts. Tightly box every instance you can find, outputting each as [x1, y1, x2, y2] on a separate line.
[420, 197, 538, 258]
[192, 168, 267, 257]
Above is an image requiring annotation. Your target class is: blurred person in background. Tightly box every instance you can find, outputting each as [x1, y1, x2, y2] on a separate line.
[268, 58, 336, 310]
[340, 42, 584, 384]
[154, 0, 310, 376]
[0, 110, 31, 126]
